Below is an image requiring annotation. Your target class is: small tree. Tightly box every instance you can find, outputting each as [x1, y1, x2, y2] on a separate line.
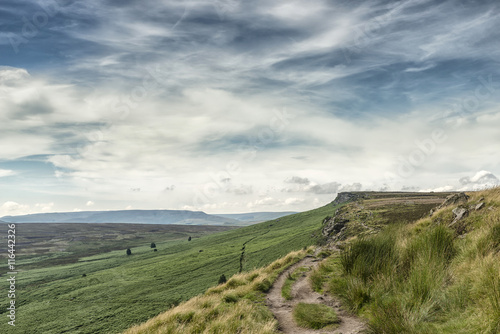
[188, 236, 192, 241]
[126, 248, 132, 255]
[150, 242, 156, 248]
[218, 274, 227, 285]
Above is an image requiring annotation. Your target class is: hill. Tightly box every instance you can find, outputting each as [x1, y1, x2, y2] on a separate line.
[120, 189, 500, 334]
[0, 196, 345, 333]
[120, 191, 455, 333]
[1, 210, 240, 225]
[321, 188, 500, 333]
[1, 210, 297, 226]
[213, 211, 297, 224]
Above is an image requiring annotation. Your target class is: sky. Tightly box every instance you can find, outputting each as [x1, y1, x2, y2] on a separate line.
[0, 0, 499, 216]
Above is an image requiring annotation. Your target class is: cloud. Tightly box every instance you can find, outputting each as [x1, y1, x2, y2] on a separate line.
[0, 169, 15, 177]
[308, 182, 342, 194]
[163, 185, 176, 192]
[459, 170, 500, 190]
[420, 185, 455, 192]
[227, 184, 253, 195]
[285, 176, 310, 185]
[86, 201, 95, 207]
[35, 202, 55, 212]
[284, 197, 305, 205]
[339, 183, 363, 192]
[0, 201, 30, 216]
[0, 1, 499, 213]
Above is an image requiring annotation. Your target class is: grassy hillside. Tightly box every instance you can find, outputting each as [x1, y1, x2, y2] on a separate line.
[1, 210, 240, 225]
[320, 188, 500, 333]
[0, 223, 235, 269]
[124, 248, 313, 334]
[0, 201, 343, 334]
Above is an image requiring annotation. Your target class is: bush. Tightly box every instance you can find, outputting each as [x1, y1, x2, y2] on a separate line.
[218, 274, 227, 285]
[150, 242, 156, 248]
[126, 248, 132, 256]
[292, 303, 339, 329]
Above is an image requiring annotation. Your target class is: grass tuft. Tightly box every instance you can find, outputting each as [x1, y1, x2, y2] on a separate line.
[292, 303, 339, 329]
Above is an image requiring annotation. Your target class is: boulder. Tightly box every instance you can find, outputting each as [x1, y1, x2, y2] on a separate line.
[450, 206, 469, 226]
[440, 193, 470, 208]
[475, 202, 485, 211]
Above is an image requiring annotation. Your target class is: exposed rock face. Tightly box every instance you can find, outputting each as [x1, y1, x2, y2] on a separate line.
[430, 192, 470, 216]
[322, 214, 349, 238]
[332, 192, 366, 206]
[440, 193, 470, 208]
[450, 207, 469, 226]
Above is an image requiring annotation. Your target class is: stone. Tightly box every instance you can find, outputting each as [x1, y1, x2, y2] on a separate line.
[475, 202, 485, 211]
[439, 193, 470, 208]
[322, 216, 349, 237]
[450, 206, 469, 226]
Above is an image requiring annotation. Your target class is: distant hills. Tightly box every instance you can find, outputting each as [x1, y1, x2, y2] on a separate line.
[0, 210, 296, 226]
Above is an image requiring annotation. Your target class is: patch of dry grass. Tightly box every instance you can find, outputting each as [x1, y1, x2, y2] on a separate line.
[124, 247, 314, 334]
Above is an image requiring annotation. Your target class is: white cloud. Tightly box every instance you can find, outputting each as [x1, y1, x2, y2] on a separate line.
[0, 201, 30, 217]
[86, 201, 95, 207]
[1, 1, 499, 214]
[284, 197, 305, 205]
[35, 202, 55, 212]
[458, 170, 500, 190]
[0, 169, 15, 177]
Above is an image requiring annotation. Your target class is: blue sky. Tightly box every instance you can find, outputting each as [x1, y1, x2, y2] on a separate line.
[1, 0, 499, 216]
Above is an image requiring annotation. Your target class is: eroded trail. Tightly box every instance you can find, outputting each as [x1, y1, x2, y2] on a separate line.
[266, 252, 366, 334]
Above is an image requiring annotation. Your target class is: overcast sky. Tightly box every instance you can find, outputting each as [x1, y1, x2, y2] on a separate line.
[1, 0, 499, 216]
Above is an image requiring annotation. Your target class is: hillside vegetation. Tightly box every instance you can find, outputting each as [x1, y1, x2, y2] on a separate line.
[123, 189, 500, 334]
[124, 248, 313, 334]
[0, 201, 342, 334]
[321, 188, 500, 333]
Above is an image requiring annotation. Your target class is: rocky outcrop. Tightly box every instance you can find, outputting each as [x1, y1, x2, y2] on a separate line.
[332, 192, 366, 206]
[322, 214, 349, 238]
[439, 193, 470, 208]
[450, 206, 469, 226]
[430, 192, 470, 216]
[322, 207, 351, 241]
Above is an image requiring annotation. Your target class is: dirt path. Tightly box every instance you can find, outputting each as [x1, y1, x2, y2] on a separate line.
[266, 252, 366, 334]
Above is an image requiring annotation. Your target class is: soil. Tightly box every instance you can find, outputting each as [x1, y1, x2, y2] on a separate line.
[266, 251, 366, 334]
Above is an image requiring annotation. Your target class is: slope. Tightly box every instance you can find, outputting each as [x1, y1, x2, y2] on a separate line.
[0, 200, 343, 334]
[1, 210, 240, 225]
[320, 188, 500, 333]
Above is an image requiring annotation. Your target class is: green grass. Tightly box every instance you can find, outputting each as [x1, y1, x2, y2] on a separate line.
[326, 188, 500, 334]
[281, 267, 309, 300]
[125, 249, 311, 334]
[0, 201, 342, 334]
[292, 303, 339, 329]
[310, 256, 338, 293]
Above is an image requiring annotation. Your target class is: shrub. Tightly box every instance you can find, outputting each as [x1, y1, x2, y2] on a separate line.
[218, 274, 227, 285]
[126, 248, 132, 256]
